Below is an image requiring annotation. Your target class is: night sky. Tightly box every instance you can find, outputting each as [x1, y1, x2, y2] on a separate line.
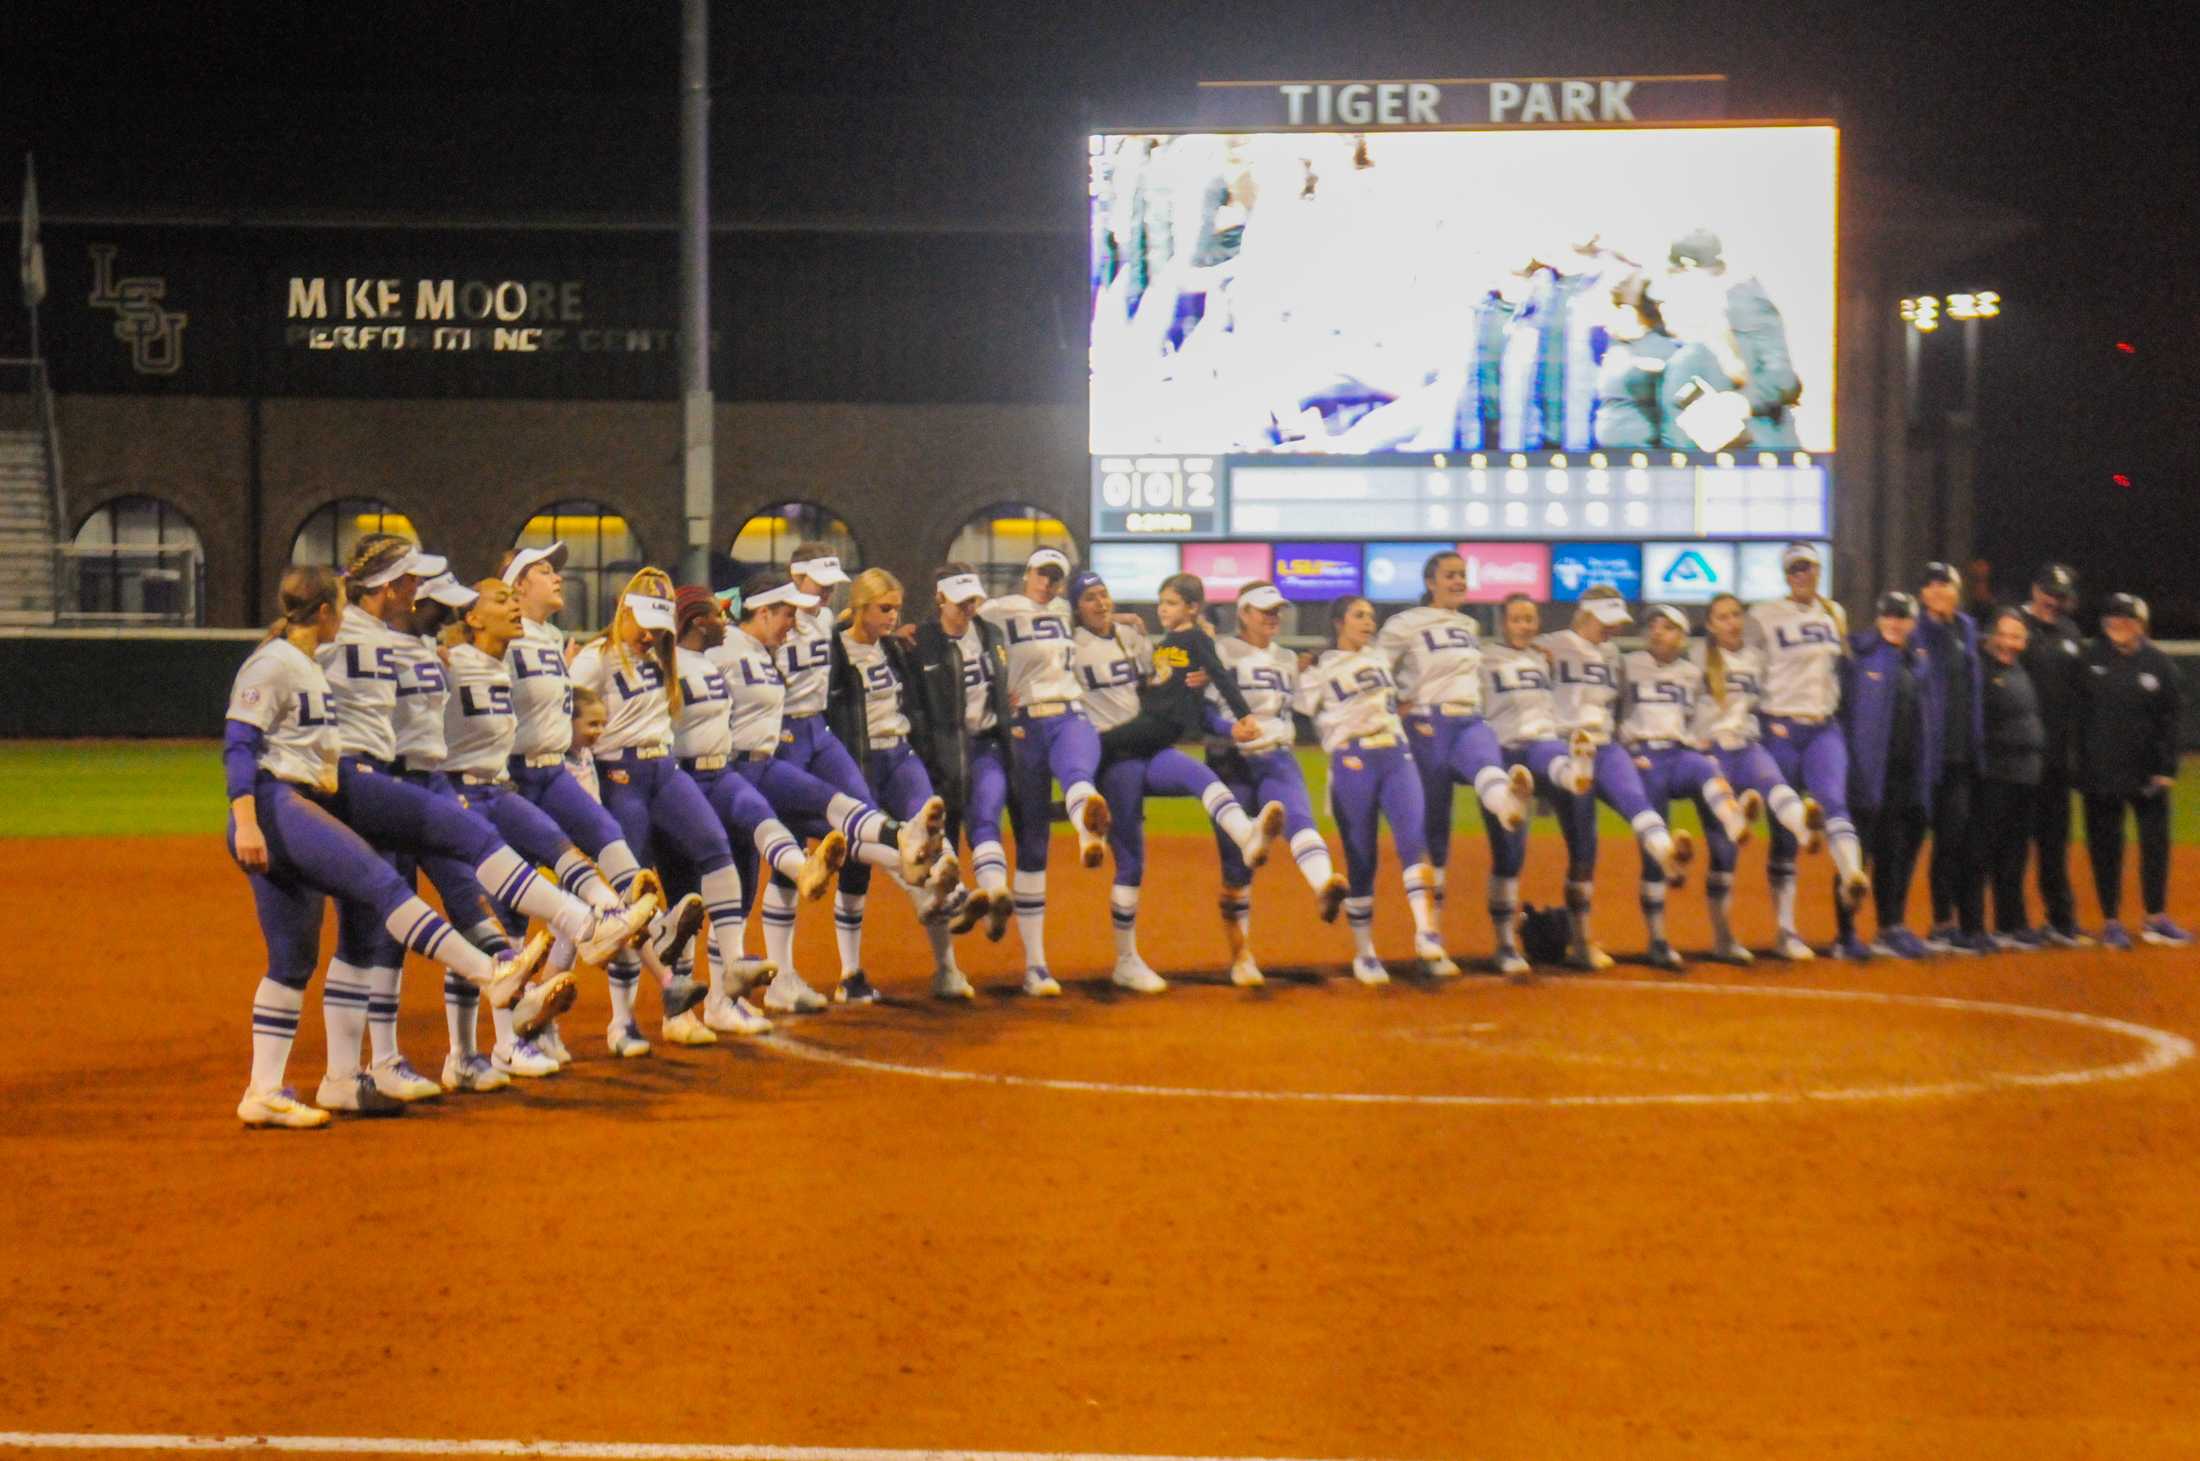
[6, 0, 2194, 623]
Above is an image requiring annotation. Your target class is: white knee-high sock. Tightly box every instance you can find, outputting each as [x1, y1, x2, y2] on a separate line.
[700, 862, 746, 988]
[1766, 785, 1812, 844]
[971, 839, 1010, 895]
[443, 973, 479, 1058]
[555, 849, 622, 911]
[1769, 859, 1800, 936]
[606, 954, 639, 1029]
[761, 878, 800, 974]
[1402, 863, 1439, 938]
[1110, 885, 1141, 960]
[381, 896, 494, 984]
[825, 793, 890, 846]
[1473, 765, 1519, 822]
[251, 978, 304, 1091]
[322, 957, 371, 1077]
[756, 821, 807, 882]
[1220, 885, 1252, 949]
[1827, 818, 1865, 882]
[1707, 870, 1738, 948]
[833, 891, 866, 974]
[1631, 810, 1675, 865]
[1199, 783, 1257, 852]
[854, 841, 903, 870]
[1064, 781, 1097, 825]
[1640, 877, 1669, 943]
[365, 965, 402, 1064]
[477, 848, 597, 946]
[1566, 879, 1596, 950]
[595, 839, 643, 890]
[1012, 869, 1048, 966]
[1702, 778, 1746, 842]
[1489, 875, 1522, 954]
[1345, 895, 1377, 958]
[1289, 829, 1336, 893]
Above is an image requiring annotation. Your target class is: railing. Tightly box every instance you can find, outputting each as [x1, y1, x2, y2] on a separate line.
[52, 544, 204, 626]
[0, 356, 65, 535]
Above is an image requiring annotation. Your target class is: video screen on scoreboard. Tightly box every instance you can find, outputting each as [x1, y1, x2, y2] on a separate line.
[1089, 125, 1837, 545]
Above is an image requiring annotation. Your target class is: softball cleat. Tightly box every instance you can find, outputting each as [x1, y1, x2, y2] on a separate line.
[1711, 781, 1754, 845]
[1076, 793, 1112, 868]
[1492, 947, 1533, 981]
[1708, 939, 1757, 967]
[646, 893, 705, 966]
[985, 887, 1014, 942]
[1565, 732, 1598, 794]
[719, 957, 777, 999]
[920, 848, 963, 917]
[948, 885, 992, 936]
[1229, 952, 1266, 988]
[605, 1020, 653, 1059]
[1836, 867, 1871, 913]
[702, 993, 774, 1036]
[1772, 930, 1816, 962]
[1315, 873, 1349, 924]
[932, 965, 977, 1001]
[1021, 966, 1062, 998]
[1564, 942, 1616, 973]
[440, 1050, 510, 1094]
[369, 1057, 443, 1103]
[1503, 764, 1537, 830]
[1350, 954, 1392, 986]
[659, 971, 708, 1020]
[762, 966, 829, 1014]
[1801, 797, 1827, 854]
[238, 1085, 332, 1130]
[660, 1009, 719, 1046]
[1414, 936, 1461, 978]
[532, 1021, 573, 1066]
[315, 1070, 404, 1116]
[509, 969, 577, 1040]
[492, 1039, 560, 1078]
[797, 830, 847, 902]
[484, 928, 555, 1012]
[1645, 939, 1686, 973]
[834, 970, 884, 1005]
[1243, 801, 1287, 869]
[1110, 956, 1167, 994]
[579, 896, 660, 966]
[1659, 830, 1695, 888]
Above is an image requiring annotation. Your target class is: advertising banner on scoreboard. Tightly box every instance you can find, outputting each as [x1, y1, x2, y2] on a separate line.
[1459, 543, 1551, 604]
[1272, 543, 1363, 602]
[1550, 544, 1644, 601]
[1182, 543, 1273, 602]
[1642, 542, 1738, 604]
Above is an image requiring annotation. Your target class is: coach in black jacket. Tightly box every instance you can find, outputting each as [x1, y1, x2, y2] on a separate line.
[2077, 594, 2189, 948]
[909, 565, 1018, 940]
[2016, 562, 2087, 943]
[1972, 608, 2046, 943]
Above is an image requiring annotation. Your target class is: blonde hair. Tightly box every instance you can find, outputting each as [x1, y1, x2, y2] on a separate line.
[1572, 583, 1626, 632]
[341, 532, 414, 592]
[593, 566, 682, 711]
[838, 567, 904, 628]
[264, 564, 343, 644]
[570, 685, 606, 716]
[1704, 592, 1741, 701]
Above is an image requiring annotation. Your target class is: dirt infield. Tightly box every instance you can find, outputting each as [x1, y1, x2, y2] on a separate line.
[7, 830, 2200, 1460]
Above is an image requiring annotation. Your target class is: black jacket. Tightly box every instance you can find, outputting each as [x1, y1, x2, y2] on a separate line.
[824, 625, 929, 766]
[909, 617, 1012, 827]
[1980, 656, 2045, 786]
[2015, 604, 2084, 774]
[2077, 638, 2181, 797]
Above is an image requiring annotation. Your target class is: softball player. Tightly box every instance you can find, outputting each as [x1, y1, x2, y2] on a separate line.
[1377, 551, 1536, 927]
[978, 547, 1113, 998]
[706, 574, 945, 1001]
[1294, 594, 1453, 983]
[226, 565, 551, 1129]
[908, 564, 1016, 949]
[1479, 594, 1596, 975]
[319, 537, 653, 1107]
[1537, 586, 1690, 971]
[1693, 592, 1826, 961]
[1068, 570, 1284, 993]
[1618, 604, 1763, 969]
[1206, 580, 1350, 987]
[1744, 542, 1871, 916]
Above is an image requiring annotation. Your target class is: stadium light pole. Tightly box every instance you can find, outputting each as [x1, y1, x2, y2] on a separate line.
[678, 0, 713, 588]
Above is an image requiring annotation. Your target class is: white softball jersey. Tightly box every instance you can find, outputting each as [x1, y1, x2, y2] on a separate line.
[568, 641, 674, 755]
[1211, 635, 1299, 748]
[706, 625, 790, 754]
[390, 634, 450, 767]
[777, 604, 834, 718]
[1292, 647, 1405, 755]
[1744, 597, 1846, 718]
[507, 615, 576, 760]
[1689, 642, 1768, 749]
[227, 638, 340, 791]
[1480, 641, 1561, 747]
[1537, 629, 1622, 743]
[671, 645, 736, 761]
[1071, 623, 1149, 733]
[318, 605, 406, 763]
[1618, 650, 1704, 745]
[956, 625, 999, 734]
[441, 643, 517, 778]
[1377, 605, 1485, 714]
[840, 631, 912, 741]
[977, 594, 1083, 707]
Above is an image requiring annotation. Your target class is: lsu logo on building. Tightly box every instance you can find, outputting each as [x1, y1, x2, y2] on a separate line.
[87, 245, 189, 376]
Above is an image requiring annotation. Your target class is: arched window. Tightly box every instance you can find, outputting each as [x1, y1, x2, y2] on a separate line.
[729, 502, 862, 580]
[513, 500, 644, 632]
[66, 494, 205, 624]
[291, 498, 414, 571]
[946, 503, 1078, 596]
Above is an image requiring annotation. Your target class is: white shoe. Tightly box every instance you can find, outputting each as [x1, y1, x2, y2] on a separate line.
[919, 849, 962, 920]
[509, 970, 577, 1040]
[932, 966, 977, 1001]
[1502, 764, 1537, 830]
[315, 1070, 404, 1116]
[661, 1009, 719, 1046]
[1565, 942, 1616, 972]
[1801, 797, 1827, 855]
[533, 1022, 573, 1067]
[1242, 801, 1287, 869]
[718, 957, 777, 999]
[1772, 931, 1816, 962]
[1021, 966, 1062, 998]
[1076, 792, 1112, 869]
[646, 892, 705, 966]
[763, 966, 829, 1014]
[1566, 731, 1598, 795]
[897, 796, 948, 882]
[797, 830, 848, 901]
[1713, 783, 1756, 846]
[605, 1021, 652, 1059]
[834, 970, 884, 1005]
[1229, 952, 1265, 988]
[1350, 954, 1391, 986]
[948, 886, 991, 936]
[238, 1085, 331, 1129]
[483, 928, 553, 1012]
[702, 993, 775, 1036]
[578, 896, 659, 965]
[493, 1038, 560, 1078]
[1645, 939, 1686, 973]
[1315, 874, 1348, 923]
[1492, 946, 1532, 980]
[1415, 936, 1461, 978]
[440, 1050, 510, 1093]
[370, 1056, 443, 1103]
[1111, 956, 1167, 994]
[984, 887, 1013, 942]
[1836, 868, 1870, 913]
[1708, 939, 1756, 967]
[1659, 830, 1694, 889]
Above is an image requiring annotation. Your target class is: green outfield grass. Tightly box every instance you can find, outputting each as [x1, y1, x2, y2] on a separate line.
[8, 740, 2200, 846]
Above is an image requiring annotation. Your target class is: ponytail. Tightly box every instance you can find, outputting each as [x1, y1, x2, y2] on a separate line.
[1704, 592, 1740, 702]
[264, 565, 342, 644]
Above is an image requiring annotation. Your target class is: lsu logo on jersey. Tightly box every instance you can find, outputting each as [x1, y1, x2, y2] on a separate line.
[341, 644, 399, 682]
[1082, 657, 1137, 691]
[862, 661, 898, 696]
[459, 684, 513, 718]
[612, 659, 666, 699]
[781, 638, 831, 675]
[1151, 644, 1190, 684]
[1775, 623, 1839, 649]
[1420, 626, 1477, 653]
[1555, 659, 1615, 688]
[510, 647, 567, 681]
[1005, 616, 1069, 645]
[1244, 665, 1289, 695]
[296, 691, 338, 726]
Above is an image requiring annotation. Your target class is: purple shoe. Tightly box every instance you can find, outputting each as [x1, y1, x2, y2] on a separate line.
[1874, 928, 1933, 960]
[2100, 921, 2133, 951]
[2142, 915, 2195, 948]
[1995, 928, 2048, 952]
[1833, 933, 1874, 962]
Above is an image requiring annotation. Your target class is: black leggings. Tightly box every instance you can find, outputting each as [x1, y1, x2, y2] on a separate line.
[1928, 768, 1977, 931]
[1973, 778, 2036, 933]
[1837, 793, 1927, 941]
[2083, 791, 2172, 921]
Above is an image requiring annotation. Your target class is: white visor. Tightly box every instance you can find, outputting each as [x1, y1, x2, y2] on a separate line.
[746, 582, 822, 611]
[1238, 585, 1288, 612]
[501, 541, 569, 586]
[420, 572, 478, 610]
[937, 573, 986, 605]
[1645, 603, 1690, 632]
[359, 549, 445, 589]
[1781, 542, 1821, 569]
[624, 593, 677, 632]
[789, 554, 849, 586]
[1026, 548, 1072, 574]
[1584, 597, 1634, 627]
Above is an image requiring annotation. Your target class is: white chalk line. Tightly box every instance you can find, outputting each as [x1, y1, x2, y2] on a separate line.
[759, 980, 2196, 1109]
[0, 1434, 1371, 1461]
